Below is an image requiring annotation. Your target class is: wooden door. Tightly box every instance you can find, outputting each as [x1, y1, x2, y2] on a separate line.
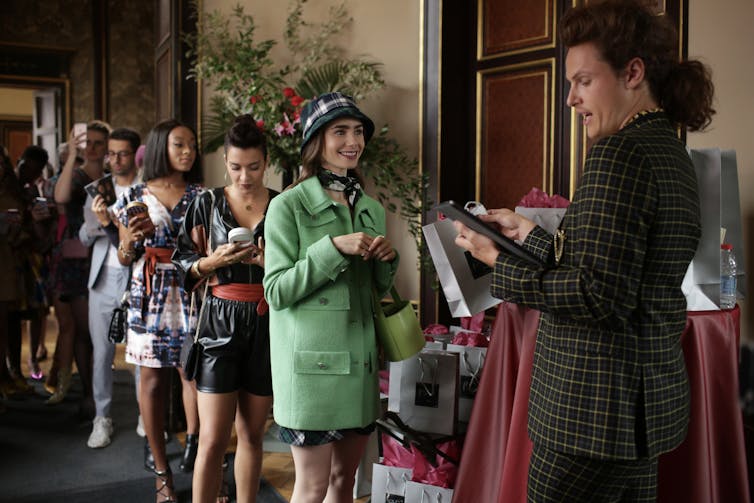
[154, 0, 197, 128]
[421, 0, 687, 325]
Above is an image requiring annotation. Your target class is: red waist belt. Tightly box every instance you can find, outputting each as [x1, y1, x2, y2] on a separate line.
[211, 283, 268, 316]
[143, 247, 174, 296]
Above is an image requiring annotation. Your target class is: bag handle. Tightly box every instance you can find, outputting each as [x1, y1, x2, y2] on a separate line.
[190, 189, 216, 344]
[372, 285, 405, 316]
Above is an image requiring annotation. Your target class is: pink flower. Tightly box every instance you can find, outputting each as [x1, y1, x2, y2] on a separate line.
[274, 113, 297, 136]
[282, 87, 295, 98]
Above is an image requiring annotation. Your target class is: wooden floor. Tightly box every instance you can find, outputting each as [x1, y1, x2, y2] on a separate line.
[13, 311, 370, 502]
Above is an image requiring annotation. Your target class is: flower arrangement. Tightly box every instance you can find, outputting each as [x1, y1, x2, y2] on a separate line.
[248, 86, 305, 175]
[186, 0, 429, 262]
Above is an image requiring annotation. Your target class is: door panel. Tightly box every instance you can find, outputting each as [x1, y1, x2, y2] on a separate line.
[479, 0, 555, 58]
[478, 60, 555, 210]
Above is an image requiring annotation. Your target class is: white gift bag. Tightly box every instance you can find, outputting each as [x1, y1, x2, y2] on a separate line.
[404, 480, 454, 503]
[388, 349, 459, 435]
[371, 464, 413, 503]
[423, 219, 502, 317]
[685, 148, 746, 309]
[445, 344, 486, 423]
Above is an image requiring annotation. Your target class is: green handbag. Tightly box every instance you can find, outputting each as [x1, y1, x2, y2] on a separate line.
[373, 286, 425, 361]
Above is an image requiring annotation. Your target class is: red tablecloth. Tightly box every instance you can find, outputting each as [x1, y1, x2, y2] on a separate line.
[454, 302, 750, 503]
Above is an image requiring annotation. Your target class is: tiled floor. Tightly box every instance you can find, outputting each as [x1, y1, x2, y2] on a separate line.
[13, 311, 370, 502]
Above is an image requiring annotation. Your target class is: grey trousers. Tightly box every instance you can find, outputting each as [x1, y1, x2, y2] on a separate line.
[88, 265, 130, 418]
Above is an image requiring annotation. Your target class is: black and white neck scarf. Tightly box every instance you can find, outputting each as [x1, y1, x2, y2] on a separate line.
[317, 169, 362, 207]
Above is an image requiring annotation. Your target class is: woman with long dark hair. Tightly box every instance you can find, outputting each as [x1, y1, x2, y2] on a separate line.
[114, 119, 203, 503]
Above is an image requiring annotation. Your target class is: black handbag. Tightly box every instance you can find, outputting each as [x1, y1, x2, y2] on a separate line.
[180, 324, 201, 380]
[108, 280, 131, 344]
[180, 189, 215, 381]
[107, 302, 127, 343]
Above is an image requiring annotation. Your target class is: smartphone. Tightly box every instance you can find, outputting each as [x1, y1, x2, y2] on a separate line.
[228, 227, 253, 244]
[34, 197, 48, 209]
[73, 122, 87, 150]
[125, 201, 149, 218]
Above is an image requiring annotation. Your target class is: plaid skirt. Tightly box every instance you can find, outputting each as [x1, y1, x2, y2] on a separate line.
[278, 423, 376, 447]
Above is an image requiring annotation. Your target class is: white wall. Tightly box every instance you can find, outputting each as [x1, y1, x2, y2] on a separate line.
[201, 0, 422, 299]
[687, 0, 754, 341]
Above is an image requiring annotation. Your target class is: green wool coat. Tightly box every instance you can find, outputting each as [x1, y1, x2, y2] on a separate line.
[263, 176, 399, 430]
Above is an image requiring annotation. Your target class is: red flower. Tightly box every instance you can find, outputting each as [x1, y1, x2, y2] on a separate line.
[250, 95, 260, 104]
[282, 87, 295, 98]
[290, 95, 304, 107]
[256, 119, 265, 129]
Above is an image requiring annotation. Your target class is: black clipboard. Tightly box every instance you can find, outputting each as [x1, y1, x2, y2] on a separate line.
[434, 200, 545, 266]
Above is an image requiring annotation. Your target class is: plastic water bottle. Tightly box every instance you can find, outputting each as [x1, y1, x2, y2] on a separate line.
[720, 243, 737, 309]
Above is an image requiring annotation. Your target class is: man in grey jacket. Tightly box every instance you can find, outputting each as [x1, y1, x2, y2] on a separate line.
[79, 127, 140, 448]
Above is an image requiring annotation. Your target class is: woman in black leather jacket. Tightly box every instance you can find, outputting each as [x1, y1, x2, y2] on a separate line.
[173, 115, 277, 503]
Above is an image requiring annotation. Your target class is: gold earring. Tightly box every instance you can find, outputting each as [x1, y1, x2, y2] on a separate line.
[263, 170, 269, 186]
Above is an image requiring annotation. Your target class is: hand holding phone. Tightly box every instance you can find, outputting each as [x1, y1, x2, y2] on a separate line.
[72, 122, 87, 151]
[125, 201, 154, 240]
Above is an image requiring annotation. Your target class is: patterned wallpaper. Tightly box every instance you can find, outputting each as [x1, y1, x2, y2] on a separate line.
[108, 0, 156, 140]
[1, 0, 155, 140]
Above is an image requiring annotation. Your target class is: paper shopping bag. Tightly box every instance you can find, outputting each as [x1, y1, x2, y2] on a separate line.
[423, 219, 502, 317]
[404, 481, 454, 503]
[377, 412, 461, 488]
[685, 148, 747, 309]
[388, 349, 459, 435]
[371, 464, 413, 503]
[445, 344, 486, 423]
[354, 430, 380, 498]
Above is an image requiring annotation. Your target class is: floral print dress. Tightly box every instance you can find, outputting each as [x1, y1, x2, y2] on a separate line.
[114, 183, 203, 368]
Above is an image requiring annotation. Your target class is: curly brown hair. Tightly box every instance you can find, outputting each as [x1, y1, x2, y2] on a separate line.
[561, 0, 715, 131]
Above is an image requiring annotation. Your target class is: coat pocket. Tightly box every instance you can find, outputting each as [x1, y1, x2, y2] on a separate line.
[297, 208, 338, 229]
[294, 350, 351, 375]
[298, 284, 350, 310]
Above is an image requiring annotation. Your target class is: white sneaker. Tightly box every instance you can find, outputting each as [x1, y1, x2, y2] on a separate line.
[136, 415, 168, 440]
[136, 414, 145, 437]
[87, 416, 114, 448]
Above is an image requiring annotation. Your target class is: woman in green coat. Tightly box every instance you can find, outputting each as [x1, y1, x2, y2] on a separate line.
[263, 92, 399, 503]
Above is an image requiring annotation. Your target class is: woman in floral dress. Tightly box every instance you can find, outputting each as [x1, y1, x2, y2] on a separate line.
[114, 119, 203, 503]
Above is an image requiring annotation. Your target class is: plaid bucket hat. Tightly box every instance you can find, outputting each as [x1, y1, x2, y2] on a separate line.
[300, 92, 375, 154]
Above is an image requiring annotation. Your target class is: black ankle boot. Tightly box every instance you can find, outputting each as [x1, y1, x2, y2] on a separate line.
[179, 433, 198, 473]
[144, 439, 155, 472]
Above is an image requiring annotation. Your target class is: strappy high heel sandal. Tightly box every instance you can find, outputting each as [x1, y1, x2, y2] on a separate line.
[153, 466, 177, 503]
[216, 455, 230, 503]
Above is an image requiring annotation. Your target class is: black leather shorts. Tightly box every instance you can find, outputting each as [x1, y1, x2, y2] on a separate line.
[195, 294, 272, 395]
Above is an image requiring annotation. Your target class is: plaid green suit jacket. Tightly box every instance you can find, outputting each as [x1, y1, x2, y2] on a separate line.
[492, 111, 701, 460]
